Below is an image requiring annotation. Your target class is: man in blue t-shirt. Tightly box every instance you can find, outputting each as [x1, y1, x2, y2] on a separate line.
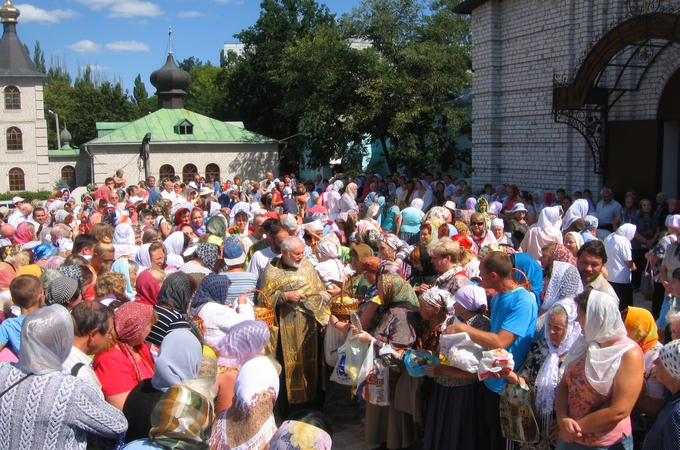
[447, 251, 537, 450]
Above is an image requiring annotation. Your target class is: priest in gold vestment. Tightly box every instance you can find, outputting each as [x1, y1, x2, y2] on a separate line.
[259, 236, 331, 409]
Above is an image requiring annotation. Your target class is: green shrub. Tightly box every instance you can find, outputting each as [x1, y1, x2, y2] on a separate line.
[0, 191, 52, 202]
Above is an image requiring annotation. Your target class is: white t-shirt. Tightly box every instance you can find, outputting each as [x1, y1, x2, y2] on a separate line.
[604, 234, 633, 283]
[247, 247, 278, 279]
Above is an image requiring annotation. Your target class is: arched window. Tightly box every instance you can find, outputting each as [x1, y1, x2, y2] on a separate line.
[61, 165, 76, 190]
[4, 86, 20, 110]
[205, 163, 220, 183]
[183, 164, 198, 184]
[8, 167, 25, 191]
[159, 164, 175, 181]
[6, 127, 22, 151]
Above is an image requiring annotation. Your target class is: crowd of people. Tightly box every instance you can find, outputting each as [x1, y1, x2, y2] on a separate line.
[0, 168, 679, 450]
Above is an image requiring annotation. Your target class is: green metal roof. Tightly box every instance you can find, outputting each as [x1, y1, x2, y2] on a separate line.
[88, 109, 278, 145]
[48, 148, 81, 157]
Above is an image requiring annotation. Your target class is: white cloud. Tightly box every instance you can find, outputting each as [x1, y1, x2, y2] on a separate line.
[178, 10, 205, 18]
[74, 0, 117, 11]
[15, 4, 80, 24]
[107, 1, 162, 18]
[105, 40, 150, 52]
[75, 0, 162, 18]
[68, 40, 103, 54]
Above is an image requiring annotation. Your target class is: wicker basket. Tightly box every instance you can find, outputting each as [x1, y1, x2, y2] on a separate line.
[247, 289, 276, 328]
[330, 276, 363, 320]
[512, 268, 532, 293]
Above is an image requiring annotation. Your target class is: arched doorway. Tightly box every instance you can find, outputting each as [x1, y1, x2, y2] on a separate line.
[657, 68, 680, 197]
[553, 10, 680, 198]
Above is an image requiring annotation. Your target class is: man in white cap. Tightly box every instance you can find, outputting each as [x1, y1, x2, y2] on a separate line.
[8, 202, 32, 229]
[6, 196, 25, 229]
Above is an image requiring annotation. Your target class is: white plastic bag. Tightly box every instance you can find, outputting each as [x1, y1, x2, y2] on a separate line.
[330, 337, 353, 386]
[354, 340, 390, 406]
[478, 349, 515, 380]
[439, 332, 485, 373]
[344, 334, 370, 382]
[324, 324, 348, 366]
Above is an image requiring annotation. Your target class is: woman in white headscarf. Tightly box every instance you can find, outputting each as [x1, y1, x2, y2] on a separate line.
[520, 205, 564, 260]
[604, 223, 637, 310]
[315, 241, 344, 294]
[0, 305, 128, 448]
[325, 180, 343, 220]
[555, 290, 643, 449]
[540, 261, 584, 324]
[163, 231, 189, 269]
[562, 198, 591, 233]
[504, 299, 582, 450]
[112, 222, 139, 259]
[414, 180, 433, 212]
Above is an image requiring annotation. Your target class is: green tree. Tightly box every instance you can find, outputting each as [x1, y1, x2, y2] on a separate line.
[178, 56, 203, 73]
[185, 63, 223, 118]
[276, 24, 371, 169]
[218, 0, 336, 171]
[345, 0, 472, 174]
[132, 74, 148, 106]
[33, 41, 46, 74]
[275, 0, 472, 175]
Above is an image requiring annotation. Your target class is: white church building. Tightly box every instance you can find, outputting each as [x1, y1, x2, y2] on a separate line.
[0, 0, 279, 194]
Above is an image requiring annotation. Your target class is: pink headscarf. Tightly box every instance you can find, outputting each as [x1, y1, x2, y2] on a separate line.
[14, 222, 34, 245]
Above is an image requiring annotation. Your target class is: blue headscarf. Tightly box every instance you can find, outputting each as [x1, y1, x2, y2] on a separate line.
[111, 258, 135, 300]
[33, 244, 58, 261]
[189, 272, 231, 315]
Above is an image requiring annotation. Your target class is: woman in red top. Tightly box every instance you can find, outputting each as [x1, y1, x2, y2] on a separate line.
[94, 302, 157, 410]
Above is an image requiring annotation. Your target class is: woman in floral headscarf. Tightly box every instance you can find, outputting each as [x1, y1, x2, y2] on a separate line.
[357, 273, 420, 450]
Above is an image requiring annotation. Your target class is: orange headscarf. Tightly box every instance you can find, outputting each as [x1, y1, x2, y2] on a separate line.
[623, 307, 659, 352]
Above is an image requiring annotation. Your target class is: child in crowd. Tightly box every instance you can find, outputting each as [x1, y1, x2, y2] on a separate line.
[0, 275, 44, 356]
[113, 169, 127, 191]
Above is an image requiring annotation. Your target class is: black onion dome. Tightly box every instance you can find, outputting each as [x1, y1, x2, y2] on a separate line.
[150, 52, 191, 94]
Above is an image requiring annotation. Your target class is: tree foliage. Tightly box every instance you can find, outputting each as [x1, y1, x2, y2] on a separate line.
[33, 41, 46, 74]
[217, 0, 337, 170]
[43, 53, 141, 149]
[221, 0, 472, 175]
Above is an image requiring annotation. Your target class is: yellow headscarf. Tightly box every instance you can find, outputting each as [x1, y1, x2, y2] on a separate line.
[623, 306, 658, 352]
[16, 264, 42, 278]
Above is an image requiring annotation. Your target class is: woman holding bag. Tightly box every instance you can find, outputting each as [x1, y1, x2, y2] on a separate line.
[357, 273, 420, 450]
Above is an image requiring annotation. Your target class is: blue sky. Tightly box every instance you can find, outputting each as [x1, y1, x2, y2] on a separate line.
[13, 0, 364, 93]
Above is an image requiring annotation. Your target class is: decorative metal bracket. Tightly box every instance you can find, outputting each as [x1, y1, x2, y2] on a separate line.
[554, 107, 607, 174]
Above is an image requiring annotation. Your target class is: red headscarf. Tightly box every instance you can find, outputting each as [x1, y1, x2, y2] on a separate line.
[135, 270, 161, 306]
[115, 301, 153, 342]
[113, 302, 155, 383]
[551, 244, 577, 266]
[173, 208, 190, 226]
